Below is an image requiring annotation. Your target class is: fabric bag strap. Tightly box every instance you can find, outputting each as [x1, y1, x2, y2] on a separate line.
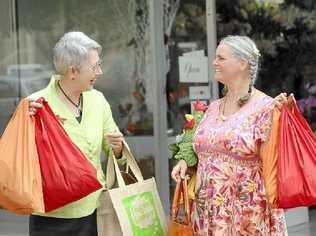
[106, 140, 144, 188]
[171, 178, 191, 224]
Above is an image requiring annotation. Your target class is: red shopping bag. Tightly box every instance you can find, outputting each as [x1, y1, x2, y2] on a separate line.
[277, 103, 316, 208]
[34, 98, 102, 212]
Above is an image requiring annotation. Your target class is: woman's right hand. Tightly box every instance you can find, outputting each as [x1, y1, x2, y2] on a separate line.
[28, 99, 42, 116]
[171, 159, 188, 182]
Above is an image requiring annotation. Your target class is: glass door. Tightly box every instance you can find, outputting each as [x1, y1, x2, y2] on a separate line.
[164, 0, 218, 203]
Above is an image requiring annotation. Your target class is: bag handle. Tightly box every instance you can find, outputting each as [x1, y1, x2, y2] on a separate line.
[121, 140, 143, 181]
[171, 178, 191, 225]
[282, 101, 316, 139]
[111, 151, 126, 187]
[106, 140, 144, 188]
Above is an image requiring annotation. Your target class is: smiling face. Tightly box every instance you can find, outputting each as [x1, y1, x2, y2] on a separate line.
[213, 43, 246, 85]
[72, 49, 103, 92]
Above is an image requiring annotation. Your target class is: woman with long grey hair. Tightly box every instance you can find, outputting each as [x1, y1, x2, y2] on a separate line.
[172, 35, 288, 235]
[28, 32, 125, 236]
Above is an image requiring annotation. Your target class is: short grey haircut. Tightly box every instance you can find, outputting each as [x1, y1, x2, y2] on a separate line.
[220, 35, 261, 83]
[53, 32, 102, 75]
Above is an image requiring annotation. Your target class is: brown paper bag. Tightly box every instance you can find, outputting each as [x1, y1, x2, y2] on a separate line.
[0, 99, 44, 214]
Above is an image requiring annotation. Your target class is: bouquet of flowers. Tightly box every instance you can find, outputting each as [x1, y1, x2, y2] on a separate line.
[169, 101, 208, 167]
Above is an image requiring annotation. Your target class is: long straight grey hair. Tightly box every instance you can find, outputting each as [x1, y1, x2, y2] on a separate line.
[220, 35, 261, 106]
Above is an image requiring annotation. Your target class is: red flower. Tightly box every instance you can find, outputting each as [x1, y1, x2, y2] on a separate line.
[193, 101, 208, 112]
[184, 119, 195, 129]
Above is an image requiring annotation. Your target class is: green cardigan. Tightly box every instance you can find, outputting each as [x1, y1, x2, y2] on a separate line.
[29, 75, 122, 218]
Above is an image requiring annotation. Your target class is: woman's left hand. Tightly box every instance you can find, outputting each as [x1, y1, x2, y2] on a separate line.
[105, 130, 124, 158]
[28, 98, 43, 116]
[274, 93, 295, 110]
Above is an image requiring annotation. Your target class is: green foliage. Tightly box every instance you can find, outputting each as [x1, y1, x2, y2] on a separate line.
[216, 0, 316, 98]
[169, 109, 206, 167]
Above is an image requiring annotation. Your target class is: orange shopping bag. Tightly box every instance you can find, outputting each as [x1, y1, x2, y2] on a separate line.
[168, 178, 194, 236]
[262, 107, 280, 208]
[0, 99, 44, 214]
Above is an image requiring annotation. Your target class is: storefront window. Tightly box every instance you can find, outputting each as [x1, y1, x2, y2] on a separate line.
[0, 0, 156, 179]
[15, 0, 154, 136]
[165, 0, 207, 136]
[0, 0, 19, 133]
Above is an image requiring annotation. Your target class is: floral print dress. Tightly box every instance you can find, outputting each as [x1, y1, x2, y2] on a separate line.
[192, 96, 287, 236]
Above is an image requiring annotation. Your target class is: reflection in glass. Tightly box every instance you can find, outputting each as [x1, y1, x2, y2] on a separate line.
[95, 0, 154, 136]
[0, 0, 156, 179]
[164, 0, 207, 205]
[5, 0, 155, 137]
[0, 0, 18, 134]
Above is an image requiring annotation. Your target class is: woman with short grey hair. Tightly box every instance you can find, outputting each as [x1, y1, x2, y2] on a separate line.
[53, 32, 102, 75]
[28, 31, 125, 236]
[172, 35, 289, 235]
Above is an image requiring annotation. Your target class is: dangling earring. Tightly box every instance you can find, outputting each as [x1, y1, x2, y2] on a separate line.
[238, 80, 253, 106]
[222, 85, 228, 96]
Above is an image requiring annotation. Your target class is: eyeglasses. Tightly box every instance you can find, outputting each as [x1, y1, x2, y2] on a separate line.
[88, 60, 102, 73]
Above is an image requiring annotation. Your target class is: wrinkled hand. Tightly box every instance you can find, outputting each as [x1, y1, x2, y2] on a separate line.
[171, 159, 188, 182]
[28, 99, 43, 116]
[105, 130, 124, 158]
[274, 93, 295, 110]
